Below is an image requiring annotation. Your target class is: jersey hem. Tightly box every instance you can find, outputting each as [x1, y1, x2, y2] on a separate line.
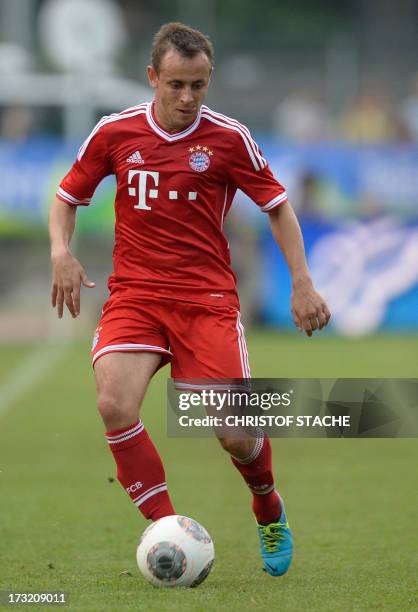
[106, 287, 241, 311]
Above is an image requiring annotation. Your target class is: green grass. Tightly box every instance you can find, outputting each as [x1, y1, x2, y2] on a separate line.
[0, 331, 417, 611]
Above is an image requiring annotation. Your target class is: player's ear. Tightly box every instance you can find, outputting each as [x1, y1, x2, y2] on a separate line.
[147, 65, 158, 88]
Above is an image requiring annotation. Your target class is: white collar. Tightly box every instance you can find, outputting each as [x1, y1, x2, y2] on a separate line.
[146, 102, 202, 142]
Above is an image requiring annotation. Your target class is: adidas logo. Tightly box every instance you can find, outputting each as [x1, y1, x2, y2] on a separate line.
[126, 150, 144, 164]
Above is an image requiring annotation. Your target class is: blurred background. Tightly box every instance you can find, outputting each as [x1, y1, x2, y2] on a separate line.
[1, 0, 418, 343]
[1, 5, 418, 607]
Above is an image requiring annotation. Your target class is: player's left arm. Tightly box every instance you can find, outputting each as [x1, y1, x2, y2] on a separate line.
[224, 123, 330, 334]
[268, 201, 331, 336]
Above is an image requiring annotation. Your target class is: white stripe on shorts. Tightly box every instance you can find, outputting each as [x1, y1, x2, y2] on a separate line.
[174, 382, 250, 391]
[236, 312, 251, 379]
[92, 343, 172, 366]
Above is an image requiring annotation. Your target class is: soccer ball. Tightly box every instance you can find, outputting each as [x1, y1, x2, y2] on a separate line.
[136, 515, 215, 587]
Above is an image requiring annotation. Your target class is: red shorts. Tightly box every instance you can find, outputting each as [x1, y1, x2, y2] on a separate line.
[91, 296, 251, 380]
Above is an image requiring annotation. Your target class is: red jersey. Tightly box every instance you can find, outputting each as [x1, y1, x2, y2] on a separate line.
[57, 102, 288, 308]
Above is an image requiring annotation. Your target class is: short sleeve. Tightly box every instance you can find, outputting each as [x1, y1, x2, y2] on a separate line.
[57, 118, 112, 206]
[228, 127, 288, 213]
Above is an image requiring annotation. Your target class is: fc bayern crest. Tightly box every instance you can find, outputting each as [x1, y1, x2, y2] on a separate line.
[188, 145, 213, 172]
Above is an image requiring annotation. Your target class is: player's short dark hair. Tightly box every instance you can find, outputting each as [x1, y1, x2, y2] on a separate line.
[151, 22, 214, 73]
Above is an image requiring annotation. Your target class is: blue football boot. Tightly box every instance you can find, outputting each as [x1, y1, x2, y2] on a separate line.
[257, 494, 293, 576]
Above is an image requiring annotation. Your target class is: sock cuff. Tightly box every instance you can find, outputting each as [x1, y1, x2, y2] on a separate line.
[105, 420, 144, 445]
[131, 482, 168, 507]
[233, 429, 267, 465]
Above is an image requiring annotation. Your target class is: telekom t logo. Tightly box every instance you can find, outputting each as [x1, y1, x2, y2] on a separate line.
[128, 170, 158, 210]
[128, 170, 197, 210]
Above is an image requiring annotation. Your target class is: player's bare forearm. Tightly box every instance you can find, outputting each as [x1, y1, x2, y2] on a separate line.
[268, 201, 312, 284]
[49, 197, 76, 256]
[268, 201, 331, 336]
[49, 198, 95, 319]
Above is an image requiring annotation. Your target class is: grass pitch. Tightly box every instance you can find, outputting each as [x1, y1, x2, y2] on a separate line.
[0, 331, 417, 611]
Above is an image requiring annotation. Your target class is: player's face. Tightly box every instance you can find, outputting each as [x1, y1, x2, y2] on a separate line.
[147, 49, 212, 132]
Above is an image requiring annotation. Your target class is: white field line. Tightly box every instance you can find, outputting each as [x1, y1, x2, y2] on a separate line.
[0, 343, 70, 417]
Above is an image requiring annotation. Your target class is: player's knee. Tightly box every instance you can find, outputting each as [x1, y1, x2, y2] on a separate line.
[218, 436, 252, 459]
[96, 390, 133, 427]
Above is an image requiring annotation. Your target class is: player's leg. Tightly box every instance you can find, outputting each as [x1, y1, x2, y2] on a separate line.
[94, 350, 159, 429]
[218, 433, 282, 525]
[94, 351, 176, 521]
[168, 301, 292, 575]
[168, 303, 282, 521]
[91, 294, 176, 522]
[220, 433, 293, 576]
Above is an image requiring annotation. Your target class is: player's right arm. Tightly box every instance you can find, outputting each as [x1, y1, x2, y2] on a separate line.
[49, 198, 95, 318]
[49, 117, 112, 318]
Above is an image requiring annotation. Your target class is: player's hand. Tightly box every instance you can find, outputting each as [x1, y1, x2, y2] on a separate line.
[291, 278, 331, 337]
[51, 250, 95, 318]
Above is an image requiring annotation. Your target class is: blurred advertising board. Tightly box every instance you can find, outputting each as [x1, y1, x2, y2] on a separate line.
[262, 138, 418, 220]
[0, 138, 116, 236]
[260, 216, 418, 334]
[242, 138, 418, 335]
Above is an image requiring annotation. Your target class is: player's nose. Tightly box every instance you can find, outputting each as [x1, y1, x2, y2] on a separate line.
[180, 87, 194, 105]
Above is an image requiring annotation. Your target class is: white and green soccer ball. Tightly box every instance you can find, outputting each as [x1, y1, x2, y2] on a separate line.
[136, 515, 215, 588]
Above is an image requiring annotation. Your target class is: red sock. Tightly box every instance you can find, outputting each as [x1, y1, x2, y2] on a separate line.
[231, 434, 282, 525]
[106, 420, 175, 521]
